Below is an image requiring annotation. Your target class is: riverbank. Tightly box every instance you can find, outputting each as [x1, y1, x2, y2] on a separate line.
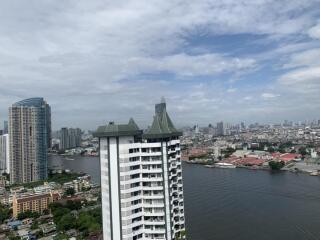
[184, 159, 320, 176]
[48, 155, 320, 240]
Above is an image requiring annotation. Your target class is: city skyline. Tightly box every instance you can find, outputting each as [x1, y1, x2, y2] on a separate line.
[0, 1, 320, 129]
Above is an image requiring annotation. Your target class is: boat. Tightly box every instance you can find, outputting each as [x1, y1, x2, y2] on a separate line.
[65, 157, 75, 161]
[310, 171, 319, 176]
[205, 165, 214, 168]
[214, 163, 236, 169]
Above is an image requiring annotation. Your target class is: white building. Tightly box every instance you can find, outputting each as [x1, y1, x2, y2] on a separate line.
[0, 134, 10, 174]
[94, 100, 185, 240]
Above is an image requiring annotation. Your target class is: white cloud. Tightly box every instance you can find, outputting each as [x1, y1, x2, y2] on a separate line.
[126, 54, 256, 77]
[243, 96, 253, 101]
[227, 88, 237, 93]
[308, 23, 320, 39]
[284, 48, 320, 68]
[278, 66, 320, 93]
[0, 0, 319, 127]
[261, 93, 280, 99]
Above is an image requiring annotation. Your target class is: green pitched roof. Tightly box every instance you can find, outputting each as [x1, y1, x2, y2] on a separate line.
[94, 118, 142, 137]
[144, 102, 182, 139]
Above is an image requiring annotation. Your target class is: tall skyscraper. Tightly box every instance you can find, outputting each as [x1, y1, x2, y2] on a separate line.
[94, 100, 186, 240]
[0, 133, 10, 174]
[9, 98, 51, 183]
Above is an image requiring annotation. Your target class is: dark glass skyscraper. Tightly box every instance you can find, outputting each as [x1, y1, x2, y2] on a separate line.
[3, 120, 8, 134]
[9, 97, 51, 183]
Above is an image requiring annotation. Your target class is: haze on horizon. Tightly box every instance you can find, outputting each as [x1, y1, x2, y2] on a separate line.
[0, 0, 320, 130]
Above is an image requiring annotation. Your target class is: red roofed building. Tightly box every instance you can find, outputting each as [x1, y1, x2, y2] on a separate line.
[222, 156, 266, 166]
[236, 157, 265, 166]
[279, 153, 301, 163]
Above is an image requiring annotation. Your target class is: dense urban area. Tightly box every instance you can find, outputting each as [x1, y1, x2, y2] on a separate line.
[1, 98, 320, 240]
[181, 121, 320, 174]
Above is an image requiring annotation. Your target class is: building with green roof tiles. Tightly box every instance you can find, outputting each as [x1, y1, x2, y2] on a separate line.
[94, 99, 185, 240]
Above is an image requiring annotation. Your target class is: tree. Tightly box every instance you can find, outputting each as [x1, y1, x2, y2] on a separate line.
[17, 210, 40, 220]
[267, 147, 275, 153]
[66, 200, 82, 210]
[43, 209, 50, 215]
[269, 161, 285, 170]
[6, 232, 20, 240]
[76, 212, 100, 236]
[31, 222, 39, 230]
[57, 213, 77, 231]
[54, 233, 68, 240]
[299, 147, 307, 156]
[175, 230, 186, 240]
[0, 203, 11, 223]
[64, 188, 75, 196]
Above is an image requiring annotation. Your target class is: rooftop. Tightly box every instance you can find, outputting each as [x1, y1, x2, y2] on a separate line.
[13, 97, 45, 107]
[94, 118, 142, 137]
[94, 99, 181, 139]
[144, 100, 182, 139]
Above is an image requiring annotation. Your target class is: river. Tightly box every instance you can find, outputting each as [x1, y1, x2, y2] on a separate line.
[49, 155, 320, 240]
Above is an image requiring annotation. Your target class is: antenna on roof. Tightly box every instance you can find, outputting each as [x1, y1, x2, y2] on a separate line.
[161, 96, 166, 104]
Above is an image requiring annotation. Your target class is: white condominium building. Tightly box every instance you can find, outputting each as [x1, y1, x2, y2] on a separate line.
[94, 100, 186, 240]
[0, 133, 10, 174]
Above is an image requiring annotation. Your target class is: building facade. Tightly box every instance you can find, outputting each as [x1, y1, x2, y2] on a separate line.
[59, 127, 81, 150]
[3, 120, 8, 134]
[0, 133, 10, 174]
[9, 98, 51, 184]
[12, 191, 61, 218]
[216, 121, 225, 136]
[94, 100, 185, 240]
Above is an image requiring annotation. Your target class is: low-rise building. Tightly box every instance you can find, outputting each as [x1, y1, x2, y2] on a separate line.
[12, 192, 61, 218]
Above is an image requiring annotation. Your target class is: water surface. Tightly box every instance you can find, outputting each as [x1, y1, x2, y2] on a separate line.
[49, 155, 320, 240]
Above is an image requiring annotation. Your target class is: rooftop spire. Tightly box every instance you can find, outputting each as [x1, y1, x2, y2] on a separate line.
[144, 99, 181, 139]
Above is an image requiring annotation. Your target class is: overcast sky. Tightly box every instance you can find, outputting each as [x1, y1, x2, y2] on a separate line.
[0, 0, 320, 130]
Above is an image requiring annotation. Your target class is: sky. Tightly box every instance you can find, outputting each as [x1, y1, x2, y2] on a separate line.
[0, 0, 320, 130]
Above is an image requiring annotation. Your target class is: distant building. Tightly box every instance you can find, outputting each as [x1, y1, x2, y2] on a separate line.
[194, 124, 200, 134]
[3, 121, 8, 134]
[12, 192, 61, 218]
[94, 99, 186, 240]
[217, 121, 225, 136]
[0, 134, 10, 174]
[60, 127, 69, 150]
[46, 105, 52, 149]
[59, 128, 82, 150]
[9, 98, 51, 184]
[311, 149, 318, 158]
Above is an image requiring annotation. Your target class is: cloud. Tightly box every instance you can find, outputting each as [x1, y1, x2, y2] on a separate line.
[308, 23, 320, 39]
[0, 0, 320, 128]
[261, 93, 280, 99]
[126, 54, 256, 77]
[284, 48, 320, 68]
[278, 66, 320, 93]
[227, 88, 237, 93]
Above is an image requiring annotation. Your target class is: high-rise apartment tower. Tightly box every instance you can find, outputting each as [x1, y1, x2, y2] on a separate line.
[9, 97, 51, 183]
[94, 100, 186, 240]
[0, 133, 9, 174]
